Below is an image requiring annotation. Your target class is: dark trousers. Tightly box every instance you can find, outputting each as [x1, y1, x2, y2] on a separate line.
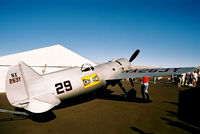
[141, 84, 149, 100]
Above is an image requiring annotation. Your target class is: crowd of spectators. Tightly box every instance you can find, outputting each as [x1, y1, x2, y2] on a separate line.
[176, 69, 200, 88]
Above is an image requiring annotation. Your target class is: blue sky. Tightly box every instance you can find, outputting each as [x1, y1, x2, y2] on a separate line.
[0, 0, 199, 67]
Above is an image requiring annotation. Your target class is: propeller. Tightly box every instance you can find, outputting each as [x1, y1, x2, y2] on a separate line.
[129, 49, 140, 88]
[129, 49, 140, 62]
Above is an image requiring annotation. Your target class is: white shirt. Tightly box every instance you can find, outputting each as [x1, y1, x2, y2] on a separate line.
[193, 73, 198, 81]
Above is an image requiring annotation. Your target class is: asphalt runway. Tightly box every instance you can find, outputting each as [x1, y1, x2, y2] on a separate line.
[0, 80, 199, 134]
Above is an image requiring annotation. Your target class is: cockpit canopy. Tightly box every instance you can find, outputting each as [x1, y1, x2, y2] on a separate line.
[81, 63, 94, 72]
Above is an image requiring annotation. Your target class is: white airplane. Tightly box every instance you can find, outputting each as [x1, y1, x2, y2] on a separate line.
[3, 50, 196, 114]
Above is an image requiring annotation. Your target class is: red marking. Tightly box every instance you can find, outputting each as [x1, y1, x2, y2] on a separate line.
[9, 77, 21, 84]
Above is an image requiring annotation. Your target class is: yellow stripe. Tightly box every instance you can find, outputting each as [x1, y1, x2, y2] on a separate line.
[81, 74, 100, 88]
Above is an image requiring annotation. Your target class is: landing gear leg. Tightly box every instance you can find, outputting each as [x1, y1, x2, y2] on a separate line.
[129, 78, 134, 87]
[117, 80, 128, 94]
[117, 80, 136, 100]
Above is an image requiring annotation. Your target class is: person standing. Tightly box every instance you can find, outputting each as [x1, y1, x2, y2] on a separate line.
[171, 74, 174, 83]
[177, 75, 182, 88]
[197, 73, 200, 87]
[189, 72, 194, 87]
[141, 76, 150, 101]
[193, 71, 198, 87]
[185, 73, 189, 86]
[153, 76, 156, 84]
[181, 73, 186, 86]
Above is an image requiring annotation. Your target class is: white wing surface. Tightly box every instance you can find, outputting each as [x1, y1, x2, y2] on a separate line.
[106, 67, 196, 80]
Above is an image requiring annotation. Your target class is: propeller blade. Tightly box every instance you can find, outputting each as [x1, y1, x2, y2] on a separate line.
[129, 49, 140, 62]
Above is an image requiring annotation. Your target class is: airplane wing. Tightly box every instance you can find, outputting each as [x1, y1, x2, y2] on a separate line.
[106, 67, 196, 80]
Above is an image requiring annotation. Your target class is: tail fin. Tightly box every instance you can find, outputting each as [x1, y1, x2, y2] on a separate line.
[5, 61, 41, 108]
[6, 61, 61, 113]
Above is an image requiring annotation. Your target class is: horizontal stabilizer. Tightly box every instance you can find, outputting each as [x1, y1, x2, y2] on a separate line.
[25, 93, 61, 113]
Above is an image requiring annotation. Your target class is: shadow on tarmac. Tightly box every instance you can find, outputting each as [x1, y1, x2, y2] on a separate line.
[36, 88, 151, 123]
[54, 91, 96, 110]
[0, 87, 151, 123]
[7, 108, 57, 123]
[0, 93, 94, 123]
[160, 117, 200, 134]
[55, 88, 152, 113]
[28, 111, 56, 123]
[95, 88, 152, 103]
[0, 116, 27, 122]
[161, 86, 200, 133]
[163, 101, 178, 106]
[130, 126, 154, 134]
[0, 110, 56, 123]
[178, 87, 200, 126]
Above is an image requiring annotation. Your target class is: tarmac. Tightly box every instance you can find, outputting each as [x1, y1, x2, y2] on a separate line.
[0, 80, 199, 134]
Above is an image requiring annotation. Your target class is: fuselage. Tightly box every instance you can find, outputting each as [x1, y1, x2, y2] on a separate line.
[43, 58, 131, 101]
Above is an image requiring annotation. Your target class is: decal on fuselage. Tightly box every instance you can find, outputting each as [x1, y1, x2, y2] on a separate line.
[55, 80, 72, 95]
[82, 74, 100, 88]
[9, 73, 21, 84]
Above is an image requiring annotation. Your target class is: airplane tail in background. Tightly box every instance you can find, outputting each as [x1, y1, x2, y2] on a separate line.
[5, 61, 60, 113]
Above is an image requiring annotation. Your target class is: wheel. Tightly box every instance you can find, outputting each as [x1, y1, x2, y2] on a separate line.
[125, 88, 137, 100]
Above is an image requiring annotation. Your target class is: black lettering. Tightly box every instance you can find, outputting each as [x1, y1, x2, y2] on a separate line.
[11, 73, 17, 78]
[55, 80, 73, 94]
[139, 69, 148, 73]
[148, 69, 157, 73]
[132, 69, 138, 73]
[122, 70, 129, 73]
[173, 68, 181, 72]
[158, 68, 169, 72]
[123, 69, 138, 73]
[11, 74, 15, 78]
[55, 83, 64, 94]
[64, 80, 72, 91]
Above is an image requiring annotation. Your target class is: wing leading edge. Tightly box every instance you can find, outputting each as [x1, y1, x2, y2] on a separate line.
[106, 67, 197, 80]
